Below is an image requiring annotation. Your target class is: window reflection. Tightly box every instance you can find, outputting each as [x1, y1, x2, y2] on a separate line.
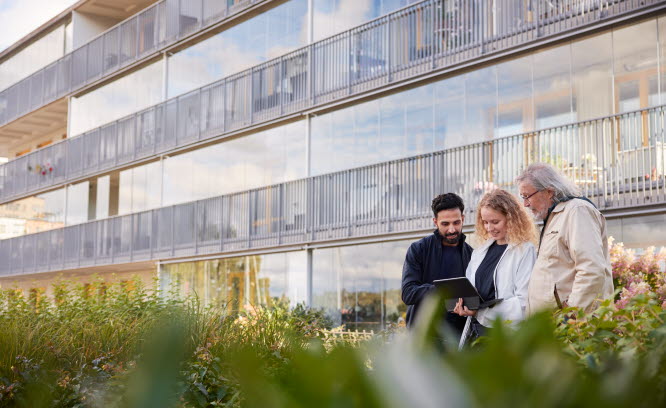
[162, 121, 306, 206]
[313, 0, 419, 42]
[496, 56, 533, 138]
[167, 0, 308, 97]
[613, 20, 660, 114]
[70, 60, 164, 136]
[0, 189, 65, 239]
[572, 33, 613, 121]
[66, 181, 90, 225]
[0, 24, 66, 91]
[159, 251, 307, 311]
[118, 161, 163, 214]
[533, 45, 573, 129]
[312, 240, 408, 331]
[312, 17, 666, 174]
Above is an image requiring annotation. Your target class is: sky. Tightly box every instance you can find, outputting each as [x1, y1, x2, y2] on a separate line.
[0, 0, 77, 53]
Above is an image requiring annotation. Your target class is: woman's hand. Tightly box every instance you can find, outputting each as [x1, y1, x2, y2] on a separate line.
[453, 298, 477, 317]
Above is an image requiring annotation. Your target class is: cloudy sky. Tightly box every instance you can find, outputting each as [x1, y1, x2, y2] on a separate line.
[0, 0, 77, 52]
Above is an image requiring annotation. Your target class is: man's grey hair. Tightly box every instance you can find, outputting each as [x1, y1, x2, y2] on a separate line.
[515, 162, 580, 202]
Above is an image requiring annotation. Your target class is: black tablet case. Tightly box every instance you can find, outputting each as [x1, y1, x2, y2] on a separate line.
[433, 277, 503, 311]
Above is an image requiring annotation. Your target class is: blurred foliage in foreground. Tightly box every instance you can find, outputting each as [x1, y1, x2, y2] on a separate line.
[1, 237, 665, 408]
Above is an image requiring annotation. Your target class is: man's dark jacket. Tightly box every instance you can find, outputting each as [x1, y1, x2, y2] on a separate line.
[401, 230, 473, 329]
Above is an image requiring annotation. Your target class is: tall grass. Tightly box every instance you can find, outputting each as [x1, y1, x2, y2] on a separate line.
[0, 277, 332, 407]
[1, 273, 665, 407]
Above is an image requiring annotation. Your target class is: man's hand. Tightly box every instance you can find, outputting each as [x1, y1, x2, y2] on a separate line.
[453, 298, 477, 317]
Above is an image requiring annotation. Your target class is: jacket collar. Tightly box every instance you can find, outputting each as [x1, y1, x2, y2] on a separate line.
[551, 200, 568, 213]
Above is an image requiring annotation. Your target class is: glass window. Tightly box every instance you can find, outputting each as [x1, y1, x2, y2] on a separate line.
[167, 0, 308, 97]
[118, 169, 133, 215]
[312, 240, 409, 331]
[571, 32, 613, 121]
[0, 24, 66, 91]
[0, 189, 66, 238]
[96, 175, 110, 219]
[532, 45, 572, 129]
[313, 0, 419, 42]
[433, 77, 465, 149]
[465, 66, 498, 142]
[66, 181, 90, 225]
[613, 20, 659, 114]
[496, 55, 533, 138]
[163, 120, 306, 206]
[160, 251, 307, 311]
[659, 16, 666, 106]
[117, 161, 163, 214]
[69, 60, 164, 136]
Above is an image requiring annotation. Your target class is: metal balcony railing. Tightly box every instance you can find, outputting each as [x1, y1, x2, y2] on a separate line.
[0, 0, 268, 125]
[1, 0, 663, 205]
[1, 104, 665, 277]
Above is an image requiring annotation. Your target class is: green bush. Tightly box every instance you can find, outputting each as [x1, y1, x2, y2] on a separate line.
[0, 246, 665, 408]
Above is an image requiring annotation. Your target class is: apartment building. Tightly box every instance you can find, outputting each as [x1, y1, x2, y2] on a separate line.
[1, 0, 665, 330]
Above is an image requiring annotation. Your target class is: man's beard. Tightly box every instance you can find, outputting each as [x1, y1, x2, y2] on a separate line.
[530, 208, 548, 221]
[442, 232, 460, 244]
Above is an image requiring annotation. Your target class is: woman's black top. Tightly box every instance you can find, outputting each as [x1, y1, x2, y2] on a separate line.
[474, 241, 508, 301]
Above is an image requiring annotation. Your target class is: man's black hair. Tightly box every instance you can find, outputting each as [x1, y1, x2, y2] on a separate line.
[431, 193, 465, 217]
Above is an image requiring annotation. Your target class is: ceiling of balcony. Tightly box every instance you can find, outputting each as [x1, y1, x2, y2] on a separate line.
[75, 0, 159, 20]
[0, 99, 68, 158]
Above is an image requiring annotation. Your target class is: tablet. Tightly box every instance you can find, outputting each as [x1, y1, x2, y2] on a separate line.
[433, 277, 503, 311]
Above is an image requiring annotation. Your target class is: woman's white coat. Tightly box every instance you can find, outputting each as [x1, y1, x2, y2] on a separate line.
[466, 238, 536, 327]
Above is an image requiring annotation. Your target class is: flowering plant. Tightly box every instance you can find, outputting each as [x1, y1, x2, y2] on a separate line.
[609, 237, 666, 309]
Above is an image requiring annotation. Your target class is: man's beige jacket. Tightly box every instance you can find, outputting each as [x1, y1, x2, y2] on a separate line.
[527, 198, 614, 314]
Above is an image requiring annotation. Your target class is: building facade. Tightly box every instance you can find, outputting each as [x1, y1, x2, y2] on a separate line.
[1, 0, 665, 330]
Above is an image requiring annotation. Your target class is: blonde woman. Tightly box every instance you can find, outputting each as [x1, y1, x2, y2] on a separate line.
[453, 189, 537, 334]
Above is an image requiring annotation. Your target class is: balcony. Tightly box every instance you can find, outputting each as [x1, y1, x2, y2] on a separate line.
[1, 104, 665, 277]
[1, 0, 663, 205]
[0, 0, 270, 129]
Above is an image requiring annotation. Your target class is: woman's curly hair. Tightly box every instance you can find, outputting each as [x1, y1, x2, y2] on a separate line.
[475, 189, 537, 245]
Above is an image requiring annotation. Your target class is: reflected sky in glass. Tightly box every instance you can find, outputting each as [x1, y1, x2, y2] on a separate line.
[312, 239, 409, 330]
[70, 60, 163, 136]
[313, 0, 418, 41]
[160, 251, 307, 309]
[0, 24, 66, 91]
[167, 0, 308, 98]
[162, 120, 306, 207]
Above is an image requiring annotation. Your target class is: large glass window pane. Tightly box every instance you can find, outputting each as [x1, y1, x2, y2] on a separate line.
[310, 107, 355, 175]
[160, 252, 307, 311]
[464, 66, 497, 142]
[434, 77, 465, 149]
[313, 0, 419, 42]
[403, 86, 435, 156]
[572, 33, 613, 121]
[533, 45, 572, 129]
[496, 55, 533, 138]
[312, 240, 409, 331]
[167, 0, 308, 97]
[614, 20, 659, 114]
[66, 181, 90, 225]
[70, 60, 163, 136]
[163, 121, 306, 206]
[130, 161, 162, 212]
[0, 24, 66, 91]
[96, 175, 110, 219]
[0, 189, 66, 238]
[118, 169, 133, 215]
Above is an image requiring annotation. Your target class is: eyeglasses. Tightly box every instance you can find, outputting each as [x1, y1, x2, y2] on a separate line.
[520, 189, 542, 204]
